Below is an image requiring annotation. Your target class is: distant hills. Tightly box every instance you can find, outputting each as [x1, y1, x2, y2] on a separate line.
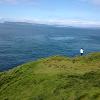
[0, 17, 100, 28]
[0, 21, 100, 30]
[0, 21, 78, 35]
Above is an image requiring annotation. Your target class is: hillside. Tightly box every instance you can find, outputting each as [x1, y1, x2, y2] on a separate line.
[0, 52, 100, 100]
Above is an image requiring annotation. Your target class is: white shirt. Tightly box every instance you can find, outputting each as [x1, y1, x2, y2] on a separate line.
[80, 49, 84, 53]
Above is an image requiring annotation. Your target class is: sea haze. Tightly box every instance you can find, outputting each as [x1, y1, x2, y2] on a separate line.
[0, 22, 100, 71]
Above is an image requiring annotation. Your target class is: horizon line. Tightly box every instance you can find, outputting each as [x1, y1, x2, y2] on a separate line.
[0, 18, 100, 28]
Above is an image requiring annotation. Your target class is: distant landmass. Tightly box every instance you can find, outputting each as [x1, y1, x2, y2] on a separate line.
[1, 21, 100, 28]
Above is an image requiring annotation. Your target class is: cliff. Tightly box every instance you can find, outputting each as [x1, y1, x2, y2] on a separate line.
[0, 52, 100, 100]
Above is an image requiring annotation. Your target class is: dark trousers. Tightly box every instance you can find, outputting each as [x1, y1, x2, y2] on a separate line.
[81, 53, 83, 56]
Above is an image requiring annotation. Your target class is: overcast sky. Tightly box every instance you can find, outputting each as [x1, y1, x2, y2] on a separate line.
[0, 0, 100, 27]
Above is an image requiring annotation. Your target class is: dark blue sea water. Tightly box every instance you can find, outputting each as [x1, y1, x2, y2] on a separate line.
[0, 22, 100, 71]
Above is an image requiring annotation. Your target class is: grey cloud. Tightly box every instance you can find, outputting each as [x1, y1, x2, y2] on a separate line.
[80, 0, 100, 5]
[92, 0, 100, 5]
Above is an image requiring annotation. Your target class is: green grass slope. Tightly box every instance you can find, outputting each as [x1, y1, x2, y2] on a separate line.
[0, 52, 100, 100]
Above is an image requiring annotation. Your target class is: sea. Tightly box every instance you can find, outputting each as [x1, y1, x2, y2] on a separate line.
[0, 22, 100, 71]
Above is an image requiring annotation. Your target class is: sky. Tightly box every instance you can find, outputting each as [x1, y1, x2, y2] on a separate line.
[0, 0, 100, 27]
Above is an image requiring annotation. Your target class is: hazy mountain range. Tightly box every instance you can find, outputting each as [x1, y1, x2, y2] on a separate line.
[0, 18, 100, 28]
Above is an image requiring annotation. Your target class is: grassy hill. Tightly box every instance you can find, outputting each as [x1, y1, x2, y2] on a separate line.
[0, 52, 100, 100]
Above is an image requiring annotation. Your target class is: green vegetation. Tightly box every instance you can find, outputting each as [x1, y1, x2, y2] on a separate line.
[0, 52, 100, 100]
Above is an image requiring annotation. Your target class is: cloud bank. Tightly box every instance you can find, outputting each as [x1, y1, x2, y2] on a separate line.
[1, 0, 100, 5]
[37, 19, 100, 27]
[0, 0, 37, 4]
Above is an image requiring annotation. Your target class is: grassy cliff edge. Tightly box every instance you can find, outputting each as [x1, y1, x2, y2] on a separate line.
[0, 52, 100, 100]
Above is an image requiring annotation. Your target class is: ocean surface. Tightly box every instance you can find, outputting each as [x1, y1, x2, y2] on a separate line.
[0, 22, 100, 71]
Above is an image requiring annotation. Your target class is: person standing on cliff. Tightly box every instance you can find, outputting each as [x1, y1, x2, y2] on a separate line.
[80, 48, 84, 56]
